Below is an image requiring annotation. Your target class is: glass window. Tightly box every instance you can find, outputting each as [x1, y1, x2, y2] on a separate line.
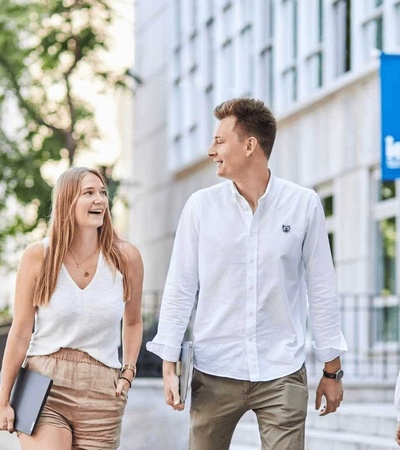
[239, 0, 252, 25]
[260, 0, 274, 106]
[362, 0, 384, 60]
[333, 0, 351, 76]
[306, 53, 323, 92]
[261, 0, 274, 43]
[397, 3, 400, 47]
[260, 48, 274, 106]
[239, 25, 254, 95]
[304, 0, 323, 92]
[222, 3, 234, 36]
[281, 0, 298, 105]
[173, 47, 181, 80]
[191, 0, 199, 31]
[174, 0, 182, 45]
[205, 20, 214, 86]
[282, 0, 298, 63]
[364, 16, 383, 55]
[322, 195, 334, 217]
[172, 79, 182, 134]
[374, 304, 400, 342]
[221, 39, 235, 99]
[205, 85, 214, 142]
[378, 180, 396, 201]
[282, 68, 297, 104]
[189, 33, 198, 69]
[377, 217, 396, 295]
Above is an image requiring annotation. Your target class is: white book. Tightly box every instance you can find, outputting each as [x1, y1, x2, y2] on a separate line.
[176, 341, 193, 403]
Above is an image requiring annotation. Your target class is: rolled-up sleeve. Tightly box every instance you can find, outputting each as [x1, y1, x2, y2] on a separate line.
[146, 194, 200, 362]
[302, 193, 348, 363]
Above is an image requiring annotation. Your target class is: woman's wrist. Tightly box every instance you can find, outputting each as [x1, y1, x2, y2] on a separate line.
[0, 393, 10, 407]
[118, 375, 132, 388]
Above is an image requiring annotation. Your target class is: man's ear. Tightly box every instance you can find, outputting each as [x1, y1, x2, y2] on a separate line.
[245, 137, 257, 156]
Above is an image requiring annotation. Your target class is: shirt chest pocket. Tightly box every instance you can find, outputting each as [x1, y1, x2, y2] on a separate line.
[259, 224, 306, 262]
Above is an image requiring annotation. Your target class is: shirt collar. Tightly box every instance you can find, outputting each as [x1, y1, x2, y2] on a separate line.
[230, 171, 275, 203]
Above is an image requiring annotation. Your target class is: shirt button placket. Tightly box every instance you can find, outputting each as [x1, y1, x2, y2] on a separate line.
[246, 216, 259, 380]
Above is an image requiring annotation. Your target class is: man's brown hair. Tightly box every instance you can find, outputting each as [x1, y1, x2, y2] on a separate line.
[214, 98, 277, 159]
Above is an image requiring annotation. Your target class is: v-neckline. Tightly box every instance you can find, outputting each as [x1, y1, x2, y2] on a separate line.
[62, 252, 102, 292]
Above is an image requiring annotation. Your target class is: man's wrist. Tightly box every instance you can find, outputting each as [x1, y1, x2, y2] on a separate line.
[322, 368, 344, 381]
[162, 360, 178, 376]
[324, 356, 341, 373]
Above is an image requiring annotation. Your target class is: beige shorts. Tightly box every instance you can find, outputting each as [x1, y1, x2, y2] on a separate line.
[24, 348, 127, 449]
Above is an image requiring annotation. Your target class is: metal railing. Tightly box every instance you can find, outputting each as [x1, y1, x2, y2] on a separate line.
[140, 291, 400, 381]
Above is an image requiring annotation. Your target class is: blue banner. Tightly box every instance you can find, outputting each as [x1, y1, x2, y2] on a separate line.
[380, 53, 400, 180]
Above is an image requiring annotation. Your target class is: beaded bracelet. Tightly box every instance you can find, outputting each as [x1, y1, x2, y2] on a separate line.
[118, 376, 132, 388]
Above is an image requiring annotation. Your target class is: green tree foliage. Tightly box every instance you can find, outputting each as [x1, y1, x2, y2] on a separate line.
[0, 0, 137, 261]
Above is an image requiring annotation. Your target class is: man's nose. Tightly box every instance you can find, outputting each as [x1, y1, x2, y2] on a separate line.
[208, 145, 216, 157]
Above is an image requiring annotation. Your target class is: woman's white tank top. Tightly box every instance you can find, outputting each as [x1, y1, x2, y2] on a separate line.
[27, 239, 124, 368]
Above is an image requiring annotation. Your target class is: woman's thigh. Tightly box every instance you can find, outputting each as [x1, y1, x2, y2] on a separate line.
[19, 424, 72, 450]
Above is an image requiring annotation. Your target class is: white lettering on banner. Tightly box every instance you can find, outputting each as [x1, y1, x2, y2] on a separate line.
[385, 136, 400, 169]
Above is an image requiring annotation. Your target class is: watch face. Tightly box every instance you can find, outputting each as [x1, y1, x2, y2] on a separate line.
[336, 369, 344, 381]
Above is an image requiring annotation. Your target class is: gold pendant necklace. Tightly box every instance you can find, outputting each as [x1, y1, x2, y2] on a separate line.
[69, 248, 98, 278]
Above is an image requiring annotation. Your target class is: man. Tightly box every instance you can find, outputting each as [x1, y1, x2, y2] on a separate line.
[147, 98, 347, 450]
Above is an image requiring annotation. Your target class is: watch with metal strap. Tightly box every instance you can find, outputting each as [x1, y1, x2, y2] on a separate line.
[322, 368, 343, 381]
[121, 363, 137, 379]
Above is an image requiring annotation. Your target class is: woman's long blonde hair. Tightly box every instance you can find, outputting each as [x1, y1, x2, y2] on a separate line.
[33, 167, 131, 306]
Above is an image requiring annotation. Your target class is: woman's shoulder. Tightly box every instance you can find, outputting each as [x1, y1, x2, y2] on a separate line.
[23, 241, 46, 260]
[19, 241, 46, 274]
[117, 240, 143, 266]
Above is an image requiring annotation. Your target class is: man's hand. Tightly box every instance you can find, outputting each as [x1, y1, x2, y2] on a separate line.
[315, 377, 343, 416]
[162, 360, 185, 411]
[395, 422, 400, 446]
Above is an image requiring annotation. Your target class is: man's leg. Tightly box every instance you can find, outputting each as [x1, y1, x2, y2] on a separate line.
[189, 369, 248, 450]
[250, 366, 309, 450]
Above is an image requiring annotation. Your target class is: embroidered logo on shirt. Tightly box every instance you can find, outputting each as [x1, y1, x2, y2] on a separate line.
[282, 225, 291, 233]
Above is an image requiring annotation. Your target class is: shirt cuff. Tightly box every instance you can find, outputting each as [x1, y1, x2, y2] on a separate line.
[146, 341, 181, 362]
[312, 332, 348, 363]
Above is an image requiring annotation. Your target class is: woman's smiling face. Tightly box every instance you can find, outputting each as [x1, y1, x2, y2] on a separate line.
[74, 172, 108, 229]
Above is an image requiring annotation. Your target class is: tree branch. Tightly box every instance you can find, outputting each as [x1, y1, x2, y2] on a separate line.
[0, 53, 65, 136]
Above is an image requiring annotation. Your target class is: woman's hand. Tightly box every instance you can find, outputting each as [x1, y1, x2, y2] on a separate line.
[115, 377, 130, 397]
[0, 401, 15, 433]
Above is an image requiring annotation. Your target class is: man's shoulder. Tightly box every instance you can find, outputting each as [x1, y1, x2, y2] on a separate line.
[274, 176, 317, 199]
[190, 180, 230, 200]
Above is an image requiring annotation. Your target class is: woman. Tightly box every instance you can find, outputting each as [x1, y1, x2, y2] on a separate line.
[0, 167, 143, 450]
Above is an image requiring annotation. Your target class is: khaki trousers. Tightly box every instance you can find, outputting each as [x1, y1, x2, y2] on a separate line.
[189, 366, 308, 450]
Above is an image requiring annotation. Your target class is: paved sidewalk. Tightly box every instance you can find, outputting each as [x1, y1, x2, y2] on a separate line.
[0, 378, 189, 450]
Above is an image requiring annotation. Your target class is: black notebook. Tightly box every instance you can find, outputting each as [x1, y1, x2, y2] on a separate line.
[10, 367, 53, 435]
[177, 341, 193, 403]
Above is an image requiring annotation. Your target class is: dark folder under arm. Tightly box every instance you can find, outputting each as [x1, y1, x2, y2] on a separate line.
[10, 367, 53, 435]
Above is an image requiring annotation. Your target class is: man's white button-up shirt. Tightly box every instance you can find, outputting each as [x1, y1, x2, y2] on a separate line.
[147, 174, 347, 381]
